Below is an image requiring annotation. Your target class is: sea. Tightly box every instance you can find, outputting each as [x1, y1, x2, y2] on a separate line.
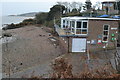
[1, 16, 34, 28]
[0, 16, 34, 44]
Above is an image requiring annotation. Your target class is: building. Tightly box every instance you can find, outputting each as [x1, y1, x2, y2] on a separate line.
[55, 17, 120, 53]
[102, 0, 119, 14]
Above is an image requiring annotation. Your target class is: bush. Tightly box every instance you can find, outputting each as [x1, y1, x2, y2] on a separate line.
[51, 57, 73, 78]
[2, 19, 36, 30]
[22, 18, 35, 24]
[35, 12, 48, 24]
[45, 21, 54, 28]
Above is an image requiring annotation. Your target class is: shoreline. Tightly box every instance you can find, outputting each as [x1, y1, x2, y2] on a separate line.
[1, 16, 35, 27]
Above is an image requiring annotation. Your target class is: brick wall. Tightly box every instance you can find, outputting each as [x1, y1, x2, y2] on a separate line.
[59, 20, 119, 53]
[87, 20, 118, 51]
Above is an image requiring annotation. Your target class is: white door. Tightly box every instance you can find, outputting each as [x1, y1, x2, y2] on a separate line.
[72, 38, 86, 52]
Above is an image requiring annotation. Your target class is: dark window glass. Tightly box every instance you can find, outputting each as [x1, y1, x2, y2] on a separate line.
[104, 31, 108, 35]
[104, 25, 109, 30]
[103, 37, 108, 41]
[72, 21, 75, 27]
[77, 22, 81, 28]
[76, 29, 81, 34]
[72, 28, 74, 33]
[82, 29, 87, 34]
[67, 21, 69, 25]
[70, 21, 71, 27]
[63, 25, 65, 28]
[63, 20, 65, 23]
[83, 22, 87, 28]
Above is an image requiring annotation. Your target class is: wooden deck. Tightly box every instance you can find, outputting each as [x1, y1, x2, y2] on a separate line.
[54, 24, 88, 37]
[55, 25, 66, 36]
[55, 25, 73, 36]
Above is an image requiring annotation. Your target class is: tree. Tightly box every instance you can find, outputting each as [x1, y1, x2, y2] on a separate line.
[84, 0, 92, 10]
[117, 1, 120, 14]
[35, 12, 48, 24]
[94, 1, 101, 10]
[47, 5, 65, 21]
[71, 8, 78, 13]
[56, 1, 83, 14]
[56, 2, 70, 14]
[70, 2, 83, 13]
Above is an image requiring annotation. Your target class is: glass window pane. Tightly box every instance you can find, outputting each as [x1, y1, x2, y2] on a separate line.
[70, 21, 71, 27]
[82, 29, 87, 34]
[110, 3, 113, 7]
[67, 21, 69, 25]
[104, 25, 109, 30]
[103, 37, 108, 41]
[76, 29, 81, 34]
[104, 31, 108, 35]
[77, 22, 81, 28]
[72, 28, 74, 33]
[63, 25, 65, 28]
[83, 22, 87, 28]
[72, 21, 75, 27]
[63, 20, 65, 23]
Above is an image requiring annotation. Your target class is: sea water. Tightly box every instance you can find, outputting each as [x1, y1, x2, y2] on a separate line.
[0, 16, 34, 44]
[1, 16, 34, 28]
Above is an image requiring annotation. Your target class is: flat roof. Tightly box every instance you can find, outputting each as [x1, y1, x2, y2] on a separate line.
[102, 0, 118, 3]
[61, 17, 120, 21]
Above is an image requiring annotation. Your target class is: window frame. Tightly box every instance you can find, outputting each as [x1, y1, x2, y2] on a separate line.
[75, 20, 88, 35]
[102, 24, 110, 43]
[70, 20, 75, 34]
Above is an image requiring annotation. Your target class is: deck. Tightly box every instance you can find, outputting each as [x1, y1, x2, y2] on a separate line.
[54, 24, 74, 37]
[54, 24, 88, 37]
[55, 24, 66, 36]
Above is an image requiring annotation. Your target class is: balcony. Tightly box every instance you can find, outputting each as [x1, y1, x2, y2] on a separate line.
[54, 24, 88, 37]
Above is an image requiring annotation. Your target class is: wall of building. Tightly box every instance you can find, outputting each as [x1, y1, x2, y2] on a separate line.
[59, 20, 119, 53]
[87, 20, 118, 52]
[68, 20, 118, 53]
[101, 2, 119, 14]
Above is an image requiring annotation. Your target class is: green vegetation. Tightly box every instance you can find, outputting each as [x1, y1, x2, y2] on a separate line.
[47, 5, 65, 21]
[34, 4, 65, 28]
[83, 0, 92, 10]
[35, 12, 48, 24]
[117, 1, 120, 14]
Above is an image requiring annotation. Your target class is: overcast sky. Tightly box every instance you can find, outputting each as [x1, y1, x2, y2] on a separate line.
[0, 0, 116, 16]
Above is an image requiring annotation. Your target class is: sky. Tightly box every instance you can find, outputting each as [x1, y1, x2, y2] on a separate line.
[0, 0, 116, 16]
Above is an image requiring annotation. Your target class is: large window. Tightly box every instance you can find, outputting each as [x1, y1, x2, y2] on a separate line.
[76, 21, 88, 35]
[62, 20, 69, 28]
[103, 25, 109, 42]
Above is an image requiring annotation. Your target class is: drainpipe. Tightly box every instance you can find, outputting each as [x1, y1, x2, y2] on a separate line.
[68, 36, 69, 53]
[87, 47, 90, 61]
